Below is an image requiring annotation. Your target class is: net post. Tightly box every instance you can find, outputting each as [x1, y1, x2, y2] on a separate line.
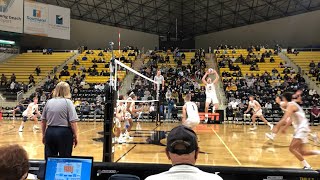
[103, 83, 117, 162]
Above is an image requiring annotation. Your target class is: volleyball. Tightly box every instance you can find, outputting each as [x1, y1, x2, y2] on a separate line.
[208, 68, 214, 73]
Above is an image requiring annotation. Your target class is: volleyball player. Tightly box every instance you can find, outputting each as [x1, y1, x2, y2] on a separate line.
[114, 95, 126, 143]
[124, 92, 141, 140]
[19, 97, 41, 132]
[202, 69, 219, 123]
[244, 95, 273, 131]
[266, 92, 319, 143]
[182, 94, 200, 129]
[279, 92, 320, 169]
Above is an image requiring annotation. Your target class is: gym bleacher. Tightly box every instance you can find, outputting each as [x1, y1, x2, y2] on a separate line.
[216, 47, 317, 123]
[0, 52, 75, 100]
[286, 51, 320, 85]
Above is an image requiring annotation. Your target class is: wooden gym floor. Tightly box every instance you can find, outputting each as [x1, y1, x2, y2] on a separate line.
[0, 120, 320, 169]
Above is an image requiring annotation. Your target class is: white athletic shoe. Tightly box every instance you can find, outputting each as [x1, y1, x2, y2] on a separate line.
[33, 125, 40, 131]
[310, 133, 319, 144]
[204, 117, 208, 124]
[249, 126, 257, 131]
[124, 132, 133, 140]
[18, 126, 24, 132]
[265, 133, 274, 141]
[303, 166, 312, 170]
[269, 124, 274, 131]
[118, 137, 126, 144]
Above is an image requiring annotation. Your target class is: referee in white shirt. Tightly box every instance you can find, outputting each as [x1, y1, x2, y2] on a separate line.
[145, 125, 223, 180]
[154, 69, 165, 99]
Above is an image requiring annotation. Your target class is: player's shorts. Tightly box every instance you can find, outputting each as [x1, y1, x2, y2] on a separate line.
[293, 127, 310, 144]
[22, 113, 39, 122]
[254, 109, 263, 116]
[206, 95, 219, 104]
[114, 117, 121, 128]
[184, 118, 200, 129]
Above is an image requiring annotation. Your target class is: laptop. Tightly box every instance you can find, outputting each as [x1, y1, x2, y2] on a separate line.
[45, 156, 93, 180]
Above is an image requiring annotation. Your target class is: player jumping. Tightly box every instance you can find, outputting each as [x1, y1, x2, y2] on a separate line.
[202, 68, 219, 123]
[244, 95, 273, 131]
[182, 94, 200, 129]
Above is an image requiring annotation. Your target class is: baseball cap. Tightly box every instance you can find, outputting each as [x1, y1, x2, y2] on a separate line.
[166, 125, 198, 155]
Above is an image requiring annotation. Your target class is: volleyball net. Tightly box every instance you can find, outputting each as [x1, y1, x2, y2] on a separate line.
[112, 59, 162, 123]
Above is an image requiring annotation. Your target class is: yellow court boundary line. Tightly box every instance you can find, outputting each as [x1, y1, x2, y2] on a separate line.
[210, 127, 242, 165]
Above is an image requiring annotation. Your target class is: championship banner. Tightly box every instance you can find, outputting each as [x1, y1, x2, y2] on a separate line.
[48, 4, 70, 40]
[24, 0, 49, 36]
[0, 0, 23, 33]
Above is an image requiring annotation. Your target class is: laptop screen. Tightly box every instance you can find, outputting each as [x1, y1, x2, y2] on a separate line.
[45, 157, 93, 180]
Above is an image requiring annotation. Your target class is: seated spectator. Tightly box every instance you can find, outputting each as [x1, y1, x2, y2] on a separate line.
[145, 126, 223, 180]
[260, 57, 265, 63]
[165, 55, 170, 63]
[318, 62, 320, 68]
[73, 59, 80, 65]
[272, 68, 278, 74]
[82, 55, 88, 61]
[10, 73, 16, 83]
[181, 53, 185, 59]
[310, 60, 315, 68]
[0, 74, 7, 86]
[93, 101, 103, 121]
[232, 48, 236, 54]
[166, 89, 172, 101]
[255, 64, 260, 71]
[92, 63, 98, 68]
[309, 89, 317, 96]
[79, 102, 90, 121]
[283, 67, 290, 74]
[92, 58, 97, 63]
[270, 57, 275, 63]
[43, 48, 47, 55]
[293, 49, 299, 56]
[35, 66, 41, 76]
[0, 144, 29, 179]
[311, 105, 320, 126]
[98, 51, 104, 56]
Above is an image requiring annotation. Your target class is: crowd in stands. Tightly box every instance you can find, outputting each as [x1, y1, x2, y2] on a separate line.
[0, 73, 28, 93]
[217, 45, 319, 119]
[309, 60, 320, 81]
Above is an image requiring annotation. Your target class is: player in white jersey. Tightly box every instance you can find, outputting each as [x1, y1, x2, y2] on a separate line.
[19, 97, 41, 132]
[202, 69, 219, 123]
[182, 94, 200, 129]
[124, 92, 141, 140]
[279, 92, 320, 169]
[244, 95, 273, 131]
[265, 94, 290, 140]
[114, 95, 126, 143]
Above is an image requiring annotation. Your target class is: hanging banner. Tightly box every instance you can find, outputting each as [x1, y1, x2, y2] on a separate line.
[48, 4, 70, 40]
[0, 0, 23, 33]
[24, 0, 49, 36]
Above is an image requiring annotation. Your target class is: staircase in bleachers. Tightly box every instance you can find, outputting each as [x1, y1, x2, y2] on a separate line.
[286, 52, 320, 86]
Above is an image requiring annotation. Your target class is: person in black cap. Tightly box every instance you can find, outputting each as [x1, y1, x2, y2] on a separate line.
[145, 125, 223, 180]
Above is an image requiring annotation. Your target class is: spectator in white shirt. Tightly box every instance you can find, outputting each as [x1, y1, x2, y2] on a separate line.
[145, 125, 223, 180]
[165, 89, 172, 101]
[309, 89, 316, 96]
[265, 102, 272, 109]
